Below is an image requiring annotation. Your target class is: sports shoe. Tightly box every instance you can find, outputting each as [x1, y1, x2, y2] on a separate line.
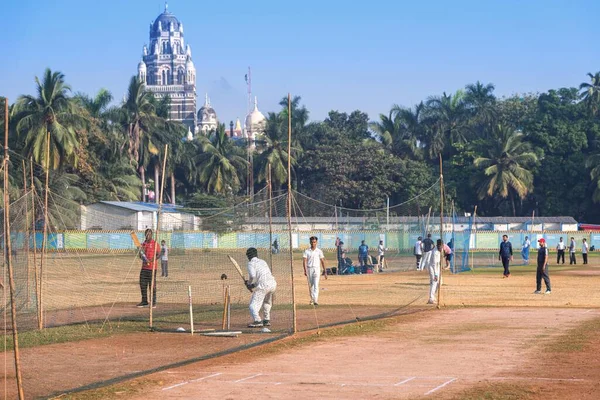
[248, 321, 263, 328]
[314, 302, 319, 306]
[427, 299, 435, 304]
[533, 290, 542, 294]
[263, 320, 271, 327]
[136, 302, 149, 308]
[544, 290, 551, 295]
[152, 303, 157, 308]
[309, 300, 314, 305]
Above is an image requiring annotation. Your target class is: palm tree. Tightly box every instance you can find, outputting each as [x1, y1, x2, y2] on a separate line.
[425, 90, 469, 158]
[254, 112, 299, 191]
[11, 68, 85, 170]
[196, 123, 247, 194]
[585, 153, 600, 203]
[579, 72, 600, 116]
[465, 81, 497, 127]
[473, 125, 538, 216]
[119, 76, 162, 201]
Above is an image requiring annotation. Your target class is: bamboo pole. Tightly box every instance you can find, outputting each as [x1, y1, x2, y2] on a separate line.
[22, 160, 30, 306]
[149, 144, 168, 328]
[4, 97, 26, 399]
[286, 93, 297, 334]
[39, 131, 50, 329]
[471, 205, 477, 272]
[30, 159, 39, 320]
[437, 154, 444, 309]
[268, 163, 274, 270]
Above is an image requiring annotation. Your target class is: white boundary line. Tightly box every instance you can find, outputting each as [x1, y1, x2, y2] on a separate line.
[191, 372, 222, 383]
[234, 373, 262, 383]
[162, 381, 189, 391]
[394, 377, 416, 386]
[424, 378, 457, 395]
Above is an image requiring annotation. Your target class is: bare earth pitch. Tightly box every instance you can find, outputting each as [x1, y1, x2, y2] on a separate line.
[2, 260, 600, 398]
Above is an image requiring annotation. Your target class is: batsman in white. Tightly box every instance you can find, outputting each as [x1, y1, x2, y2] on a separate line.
[245, 247, 277, 328]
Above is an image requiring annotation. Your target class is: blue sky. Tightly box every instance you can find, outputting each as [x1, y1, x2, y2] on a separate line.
[2, 0, 599, 123]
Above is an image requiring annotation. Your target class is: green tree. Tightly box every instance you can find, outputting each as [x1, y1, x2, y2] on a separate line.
[473, 125, 538, 216]
[196, 123, 247, 195]
[12, 68, 85, 170]
[254, 112, 298, 192]
[424, 90, 469, 158]
[579, 71, 600, 116]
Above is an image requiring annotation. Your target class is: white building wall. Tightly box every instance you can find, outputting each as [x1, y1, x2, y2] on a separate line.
[80, 204, 137, 230]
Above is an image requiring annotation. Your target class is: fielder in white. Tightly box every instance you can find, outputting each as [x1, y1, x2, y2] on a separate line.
[427, 239, 443, 304]
[245, 247, 277, 328]
[303, 236, 327, 305]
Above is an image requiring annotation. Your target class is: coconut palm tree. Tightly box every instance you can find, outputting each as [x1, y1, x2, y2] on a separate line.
[473, 125, 538, 216]
[579, 71, 600, 116]
[11, 68, 85, 170]
[464, 81, 497, 128]
[254, 112, 299, 192]
[118, 76, 162, 201]
[425, 90, 469, 158]
[195, 123, 247, 195]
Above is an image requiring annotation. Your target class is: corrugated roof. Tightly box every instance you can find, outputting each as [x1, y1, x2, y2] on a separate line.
[99, 201, 183, 213]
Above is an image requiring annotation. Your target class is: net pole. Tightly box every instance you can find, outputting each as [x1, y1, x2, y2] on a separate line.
[30, 158, 39, 319]
[149, 144, 168, 328]
[39, 131, 50, 330]
[471, 205, 477, 272]
[22, 160, 30, 306]
[287, 93, 297, 334]
[268, 163, 273, 270]
[4, 97, 26, 399]
[437, 154, 444, 309]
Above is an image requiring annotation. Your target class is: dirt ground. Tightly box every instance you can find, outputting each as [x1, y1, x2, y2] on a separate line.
[2, 260, 600, 399]
[125, 307, 600, 400]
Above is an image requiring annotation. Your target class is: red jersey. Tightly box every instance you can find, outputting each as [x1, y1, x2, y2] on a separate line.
[141, 239, 160, 270]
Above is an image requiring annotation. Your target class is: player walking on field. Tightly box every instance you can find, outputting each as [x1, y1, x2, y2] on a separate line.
[303, 236, 327, 305]
[414, 236, 423, 270]
[137, 228, 160, 308]
[556, 237, 566, 264]
[377, 240, 386, 272]
[569, 237, 577, 265]
[420, 234, 434, 272]
[534, 238, 551, 294]
[499, 235, 513, 278]
[582, 238, 589, 265]
[245, 247, 277, 328]
[427, 239, 443, 304]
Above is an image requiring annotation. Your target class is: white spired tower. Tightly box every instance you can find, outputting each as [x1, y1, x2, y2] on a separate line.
[137, 4, 197, 130]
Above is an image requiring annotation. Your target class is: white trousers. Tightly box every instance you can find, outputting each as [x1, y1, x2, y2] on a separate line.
[307, 267, 320, 303]
[428, 262, 440, 302]
[421, 250, 433, 271]
[249, 283, 276, 322]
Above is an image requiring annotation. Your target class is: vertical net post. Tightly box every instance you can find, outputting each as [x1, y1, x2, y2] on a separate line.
[437, 155, 444, 308]
[149, 144, 168, 328]
[39, 131, 51, 329]
[29, 158, 39, 322]
[287, 93, 297, 334]
[4, 97, 25, 399]
[22, 160, 30, 306]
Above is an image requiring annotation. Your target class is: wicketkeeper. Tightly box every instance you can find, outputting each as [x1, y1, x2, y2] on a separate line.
[245, 247, 277, 328]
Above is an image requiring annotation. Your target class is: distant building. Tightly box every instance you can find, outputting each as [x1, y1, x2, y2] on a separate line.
[244, 97, 266, 140]
[137, 4, 197, 131]
[80, 202, 200, 231]
[197, 93, 218, 133]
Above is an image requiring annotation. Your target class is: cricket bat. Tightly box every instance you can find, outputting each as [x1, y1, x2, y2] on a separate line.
[130, 231, 142, 247]
[131, 232, 148, 262]
[227, 255, 247, 283]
